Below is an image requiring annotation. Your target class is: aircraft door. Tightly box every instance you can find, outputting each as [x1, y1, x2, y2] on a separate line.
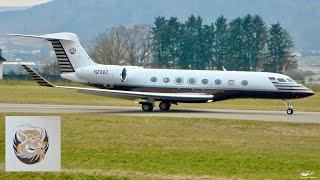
[121, 68, 127, 82]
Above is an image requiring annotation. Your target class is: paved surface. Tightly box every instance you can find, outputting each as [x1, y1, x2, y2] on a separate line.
[0, 103, 319, 123]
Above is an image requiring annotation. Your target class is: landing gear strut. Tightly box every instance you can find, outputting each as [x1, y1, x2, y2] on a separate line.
[159, 101, 171, 111]
[284, 100, 294, 115]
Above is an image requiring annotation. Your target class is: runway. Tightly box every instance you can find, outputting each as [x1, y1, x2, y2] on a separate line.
[0, 103, 319, 123]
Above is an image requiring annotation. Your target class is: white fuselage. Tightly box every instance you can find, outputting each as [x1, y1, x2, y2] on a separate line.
[75, 65, 273, 90]
[62, 64, 314, 101]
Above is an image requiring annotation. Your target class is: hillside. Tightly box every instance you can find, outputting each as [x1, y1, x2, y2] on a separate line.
[0, 0, 319, 50]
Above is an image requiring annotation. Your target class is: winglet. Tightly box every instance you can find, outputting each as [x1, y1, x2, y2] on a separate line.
[21, 65, 55, 87]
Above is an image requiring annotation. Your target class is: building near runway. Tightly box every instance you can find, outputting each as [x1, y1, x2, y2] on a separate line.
[0, 49, 7, 79]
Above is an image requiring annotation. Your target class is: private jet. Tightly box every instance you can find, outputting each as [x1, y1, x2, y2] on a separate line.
[9, 33, 314, 114]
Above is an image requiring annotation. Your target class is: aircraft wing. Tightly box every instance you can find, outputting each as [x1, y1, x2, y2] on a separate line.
[22, 65, 214, 102]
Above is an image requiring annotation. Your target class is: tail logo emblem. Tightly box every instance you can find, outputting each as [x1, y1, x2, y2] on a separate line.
[69, 48, 76, 54]
[13, 125, 49, 164]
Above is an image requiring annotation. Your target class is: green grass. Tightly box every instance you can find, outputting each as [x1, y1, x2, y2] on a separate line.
[0, 80, 319, 112]
[1, 113, 320, 179]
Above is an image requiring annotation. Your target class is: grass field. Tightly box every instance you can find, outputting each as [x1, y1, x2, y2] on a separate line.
[0, 80, 319, 112]
[0, 81, 320, 179]
[1, 114, 320, 179]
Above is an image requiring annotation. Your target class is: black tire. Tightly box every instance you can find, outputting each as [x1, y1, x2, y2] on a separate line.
[287, 108, 293, 115]
[142, 103, 153, 112]
[159, 101, 171, 111]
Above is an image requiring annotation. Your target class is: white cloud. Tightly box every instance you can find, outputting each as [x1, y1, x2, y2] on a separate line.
[0, 0, 52, 7]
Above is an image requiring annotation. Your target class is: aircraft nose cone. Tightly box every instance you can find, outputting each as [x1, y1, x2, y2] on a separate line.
[306, 88, 315, 97]
[310, 89, 315, 96]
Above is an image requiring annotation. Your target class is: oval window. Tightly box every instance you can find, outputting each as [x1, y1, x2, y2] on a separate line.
[151, 77, 157, 82]
[163, 77, 170, 83]
[175, 77, 183, 84]
[228, 80, 235, 85]
[202, 79, 208, 84]
[188, 77, 196, 85]
[241, 80, 248, 86]
[215, 79, 222, 85]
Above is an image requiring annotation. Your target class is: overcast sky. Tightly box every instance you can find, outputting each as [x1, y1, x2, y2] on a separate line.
[0, 0, 52, 7]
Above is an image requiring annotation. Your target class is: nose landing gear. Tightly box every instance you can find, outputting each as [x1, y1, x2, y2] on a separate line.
[284, 100, 294, 115]
[286, 108, 293, 115]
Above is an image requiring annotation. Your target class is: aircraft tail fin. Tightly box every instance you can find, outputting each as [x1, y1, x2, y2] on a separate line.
[21, 64, 54, 87]
[8, 33, 96, 73]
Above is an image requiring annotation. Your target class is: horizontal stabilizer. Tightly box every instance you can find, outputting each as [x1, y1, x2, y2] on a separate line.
[7, 33, 77, 41]
[21, 65, 54, 87]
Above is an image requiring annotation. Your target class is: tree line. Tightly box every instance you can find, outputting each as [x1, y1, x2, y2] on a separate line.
[89, 25, 152, 66]
[89, 14, 297, 73]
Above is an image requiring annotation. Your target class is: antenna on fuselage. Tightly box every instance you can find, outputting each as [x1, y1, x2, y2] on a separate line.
[222, 66, 227, 71]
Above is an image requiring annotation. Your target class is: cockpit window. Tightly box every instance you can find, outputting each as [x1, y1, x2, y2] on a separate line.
[277, 78, 286, 82]
[286, 78, 295, 83]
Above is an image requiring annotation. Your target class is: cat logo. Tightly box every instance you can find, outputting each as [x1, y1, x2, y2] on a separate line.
[69, 47, 76, 54]
[13, 125, 49, 165]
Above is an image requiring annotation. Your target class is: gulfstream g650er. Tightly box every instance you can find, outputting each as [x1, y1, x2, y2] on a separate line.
[9, 33, 314, 114]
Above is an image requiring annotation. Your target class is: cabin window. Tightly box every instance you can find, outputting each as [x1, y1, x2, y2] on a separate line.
[202, 79, 208, 84]
[277, 78, 286, 82]
[215, 79, 222, 85]
[241, 80, 248, 86]
[188, 77, 196, 85]
[175, 77, 183, 84]
[228, 80, 235, 86]
[150, 77, 157, 82]
[163, 77, 170, 83]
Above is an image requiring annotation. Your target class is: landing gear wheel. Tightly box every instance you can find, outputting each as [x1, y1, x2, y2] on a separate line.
[287, 108, 293, 115]
[284, 100, 294, 115]
[141, 103, 154, 112]
[159, 101, 171, 111]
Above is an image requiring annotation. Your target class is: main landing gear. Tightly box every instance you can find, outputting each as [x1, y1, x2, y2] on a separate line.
[159, 101, 171, 111]
[140, 102, 154, 112]
[284, 100, 294, 115]
[140, 101, 172, 112]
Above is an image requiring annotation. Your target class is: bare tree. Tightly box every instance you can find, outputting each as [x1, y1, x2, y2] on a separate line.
[122, 25, 152, 66]
[89, 26, 127, 65]
[89, 25, 152, 66]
